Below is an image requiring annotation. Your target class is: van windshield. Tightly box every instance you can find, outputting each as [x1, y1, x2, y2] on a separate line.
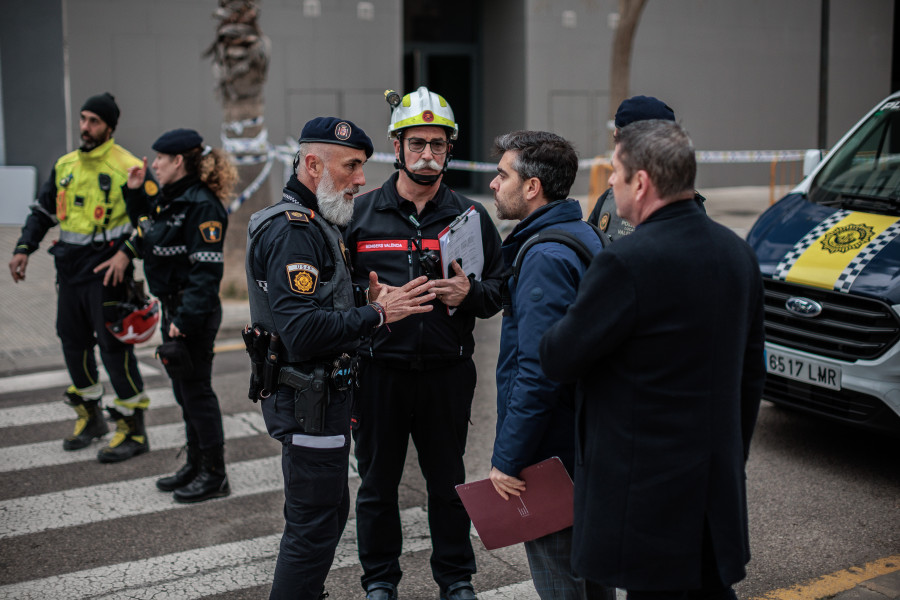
[808, 99, 900, 216]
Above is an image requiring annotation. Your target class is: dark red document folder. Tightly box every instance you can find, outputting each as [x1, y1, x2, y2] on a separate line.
[455, 457, 574, 550]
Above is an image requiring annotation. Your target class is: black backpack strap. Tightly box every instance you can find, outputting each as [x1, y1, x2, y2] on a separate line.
[501, 226, 607, 316]
[511, 227, 606, 283]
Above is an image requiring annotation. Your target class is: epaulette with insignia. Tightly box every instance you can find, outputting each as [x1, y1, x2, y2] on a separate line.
[285, 210, 310, 224]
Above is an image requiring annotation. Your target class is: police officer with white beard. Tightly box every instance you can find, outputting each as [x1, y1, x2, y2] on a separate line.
[245, 117, 437, 600]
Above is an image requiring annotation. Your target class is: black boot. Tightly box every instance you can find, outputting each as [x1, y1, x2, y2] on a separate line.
[173, 445, 230, 503]
[62, 390, 108, 451]
[156, 444, 199, 491]
[97, 408, 150, 463]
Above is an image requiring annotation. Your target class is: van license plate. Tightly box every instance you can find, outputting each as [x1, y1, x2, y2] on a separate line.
[766, 348, 841, 391]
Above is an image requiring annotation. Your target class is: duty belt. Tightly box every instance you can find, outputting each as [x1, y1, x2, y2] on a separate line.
[279, 353, 358, 392]
[367, 356, 463, 372]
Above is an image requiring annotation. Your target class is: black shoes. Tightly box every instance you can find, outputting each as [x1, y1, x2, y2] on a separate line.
[156, 444, 199, 491]
[97, 407, 150, 463]
[441, 582, 476, 600]
[366, 582, 398, 600]
[172, 445, 230, 503]
[365, 580, 472, 600]
[62, 390, 108, 451]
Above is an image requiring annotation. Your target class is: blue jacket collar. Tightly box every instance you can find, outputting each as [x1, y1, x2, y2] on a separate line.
[504, 198, 584, 248]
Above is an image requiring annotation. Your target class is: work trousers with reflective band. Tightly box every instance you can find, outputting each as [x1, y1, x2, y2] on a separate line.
[162, 306, 224, 449]
[57, 278, 143, 401]
[353, 358, 477, 592]
[261, 383, 352, 600]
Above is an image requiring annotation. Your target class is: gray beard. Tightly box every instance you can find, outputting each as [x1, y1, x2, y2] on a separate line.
[316, 169, 355, 227]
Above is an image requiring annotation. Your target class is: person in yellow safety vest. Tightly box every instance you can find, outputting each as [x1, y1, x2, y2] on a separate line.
[8, 92, 158, 463]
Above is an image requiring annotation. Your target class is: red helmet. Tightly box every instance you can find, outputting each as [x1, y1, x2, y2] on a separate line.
[105, 299, 160, 344]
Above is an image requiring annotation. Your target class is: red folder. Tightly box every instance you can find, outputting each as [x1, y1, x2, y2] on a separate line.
[455, 457, 574, 550]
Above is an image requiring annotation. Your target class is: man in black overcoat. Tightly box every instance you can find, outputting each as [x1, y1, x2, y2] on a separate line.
[539, 120, 766, 600]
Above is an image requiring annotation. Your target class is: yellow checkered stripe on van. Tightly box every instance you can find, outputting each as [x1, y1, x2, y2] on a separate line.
[773, 210, 900, 291]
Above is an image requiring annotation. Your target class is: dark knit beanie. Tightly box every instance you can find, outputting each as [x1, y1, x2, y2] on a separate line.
[81, 93, 120, 130]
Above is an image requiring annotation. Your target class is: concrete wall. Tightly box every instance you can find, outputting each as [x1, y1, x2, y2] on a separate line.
[481, 0, 527, 160]
[62, 0, 401, 196]
[514, 0, 893, 192]
[1, 0, 895, 197]
[1, 0, 67, 183]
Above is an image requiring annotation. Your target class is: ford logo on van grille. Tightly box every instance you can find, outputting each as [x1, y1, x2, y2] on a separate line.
[785, 296, 823, 317]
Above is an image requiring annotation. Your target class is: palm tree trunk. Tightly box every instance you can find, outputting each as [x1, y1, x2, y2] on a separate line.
[206, 0, 272, 298]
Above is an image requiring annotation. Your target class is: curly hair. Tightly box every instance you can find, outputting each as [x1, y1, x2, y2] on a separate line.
[181, 147, 238, 203]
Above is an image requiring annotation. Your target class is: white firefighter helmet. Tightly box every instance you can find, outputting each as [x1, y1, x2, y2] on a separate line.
[386, 87, 458, 140]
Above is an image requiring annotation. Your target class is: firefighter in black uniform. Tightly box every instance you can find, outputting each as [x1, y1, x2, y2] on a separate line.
[108, 128, 237, 503]
[244, 117, 437, 600]
[8, 92, 154, 463]
[343, 88, 504, 600]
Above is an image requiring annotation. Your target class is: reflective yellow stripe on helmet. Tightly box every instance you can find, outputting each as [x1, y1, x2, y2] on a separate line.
[393, 113, 457, 130]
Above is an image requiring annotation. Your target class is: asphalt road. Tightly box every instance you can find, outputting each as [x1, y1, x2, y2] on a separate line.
[2, 319, 898, 599]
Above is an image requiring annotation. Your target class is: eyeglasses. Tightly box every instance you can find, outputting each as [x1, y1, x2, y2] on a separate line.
[405, 137, 449, 155]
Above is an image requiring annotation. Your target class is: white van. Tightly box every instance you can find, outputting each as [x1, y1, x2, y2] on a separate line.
[746, 91, 900, 430]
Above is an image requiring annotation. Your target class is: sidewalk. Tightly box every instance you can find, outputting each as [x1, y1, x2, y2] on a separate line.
[0, 225, 250, 376]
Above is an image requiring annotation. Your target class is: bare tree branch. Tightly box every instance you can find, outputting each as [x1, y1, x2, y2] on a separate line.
[608, 0, 648, 150]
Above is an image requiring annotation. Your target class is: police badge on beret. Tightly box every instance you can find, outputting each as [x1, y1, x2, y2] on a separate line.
[334, 121, 352, 141]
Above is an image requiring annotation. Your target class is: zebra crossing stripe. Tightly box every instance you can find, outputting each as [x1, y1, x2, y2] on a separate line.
[0, 455, 284, 538]
[0, 452, 361, 539]
[0, 411, 267, 472]
[0, 507, 431, 600]
[0, 362, 161, 395]
[0, 506, 589, 600]
[0, 387, 176, 428]
[480, 582, 625, 600]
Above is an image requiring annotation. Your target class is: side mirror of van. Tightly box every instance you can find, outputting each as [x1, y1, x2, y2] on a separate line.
[803, 149, 825, 177]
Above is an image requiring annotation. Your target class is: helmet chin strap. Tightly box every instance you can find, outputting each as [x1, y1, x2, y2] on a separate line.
[395, 138, 452, 186]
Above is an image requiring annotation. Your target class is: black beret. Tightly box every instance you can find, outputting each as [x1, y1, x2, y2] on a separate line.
[81, 92, 120, 130]
[615, 95, 676, 128]
[152, 128, 203, 155]
[298, 117, 373, 158]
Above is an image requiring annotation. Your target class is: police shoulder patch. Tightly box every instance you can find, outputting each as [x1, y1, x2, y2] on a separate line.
[144, 180, 159, 196]
[598, 213, 611, 232]
[199, 221, 223, 243]
[286, 263, 319, 295]
[285, 210, 310, 224]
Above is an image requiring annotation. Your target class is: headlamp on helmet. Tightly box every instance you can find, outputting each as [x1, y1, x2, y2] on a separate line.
[386, 87, 458, 141]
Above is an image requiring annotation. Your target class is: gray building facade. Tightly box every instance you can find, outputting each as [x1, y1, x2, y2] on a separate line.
[1, 0, 895, 201]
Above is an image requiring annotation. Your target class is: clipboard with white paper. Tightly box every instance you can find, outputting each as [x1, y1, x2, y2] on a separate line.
[438, 206, 484, 315]
[438, 206, 484, 281]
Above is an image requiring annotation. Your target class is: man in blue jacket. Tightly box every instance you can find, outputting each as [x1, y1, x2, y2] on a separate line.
[488, 130, 613, 600]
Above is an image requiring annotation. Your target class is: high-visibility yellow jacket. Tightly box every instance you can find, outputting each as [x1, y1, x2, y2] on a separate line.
[14, 138, 157, 283]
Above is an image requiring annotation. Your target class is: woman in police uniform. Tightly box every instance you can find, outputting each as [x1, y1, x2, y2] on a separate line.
[122, 128, 237, 503]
